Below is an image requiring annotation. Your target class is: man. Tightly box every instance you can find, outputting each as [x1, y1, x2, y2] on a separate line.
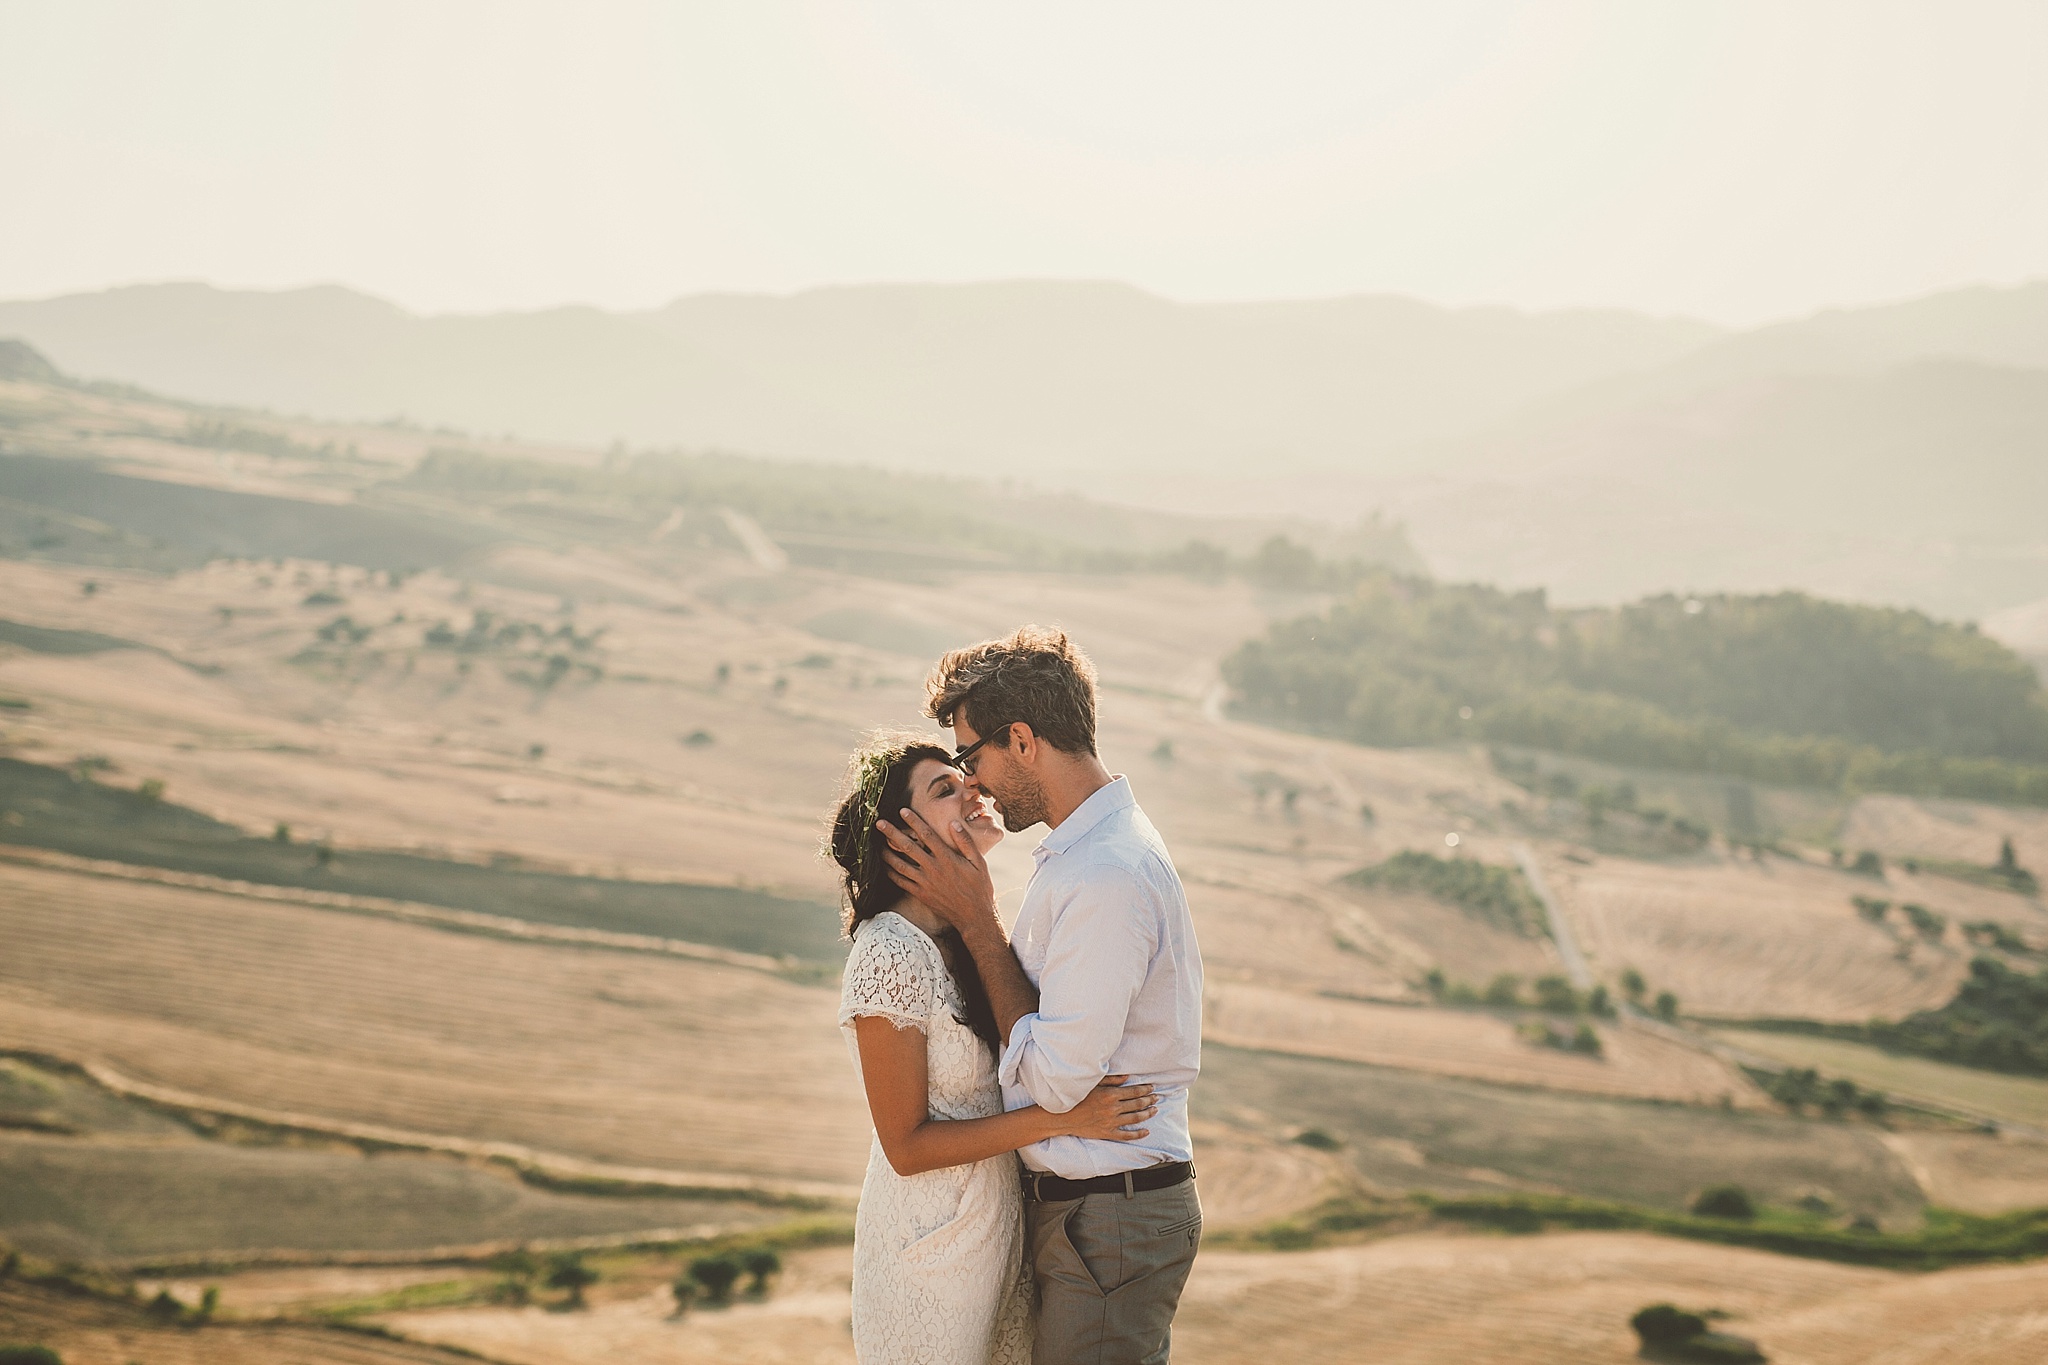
[878, 625, 1204, 1365]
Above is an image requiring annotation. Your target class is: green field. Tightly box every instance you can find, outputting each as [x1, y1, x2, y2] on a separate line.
[0, 757, 844, 962]
[1197, 1044, 1924, 1221]
[0, 1135, 779, 1263]
[1716, 1028, 2048, 1127]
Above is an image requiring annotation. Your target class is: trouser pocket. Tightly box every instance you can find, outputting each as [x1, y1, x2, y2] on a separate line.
[1030, 1182, 1202, 1365]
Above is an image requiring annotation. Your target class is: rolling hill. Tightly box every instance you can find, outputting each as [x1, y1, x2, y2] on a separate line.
[0, 279, 1716, 477]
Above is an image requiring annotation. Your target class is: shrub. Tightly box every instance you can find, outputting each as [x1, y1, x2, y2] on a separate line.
[1345, 851, 1547, 937]
[1654, 990, 1680, 1022]
[1534, 975, 1580, 1014]
[1691, 1185, 1756, 1220]
[0, 1347, 62, 1365]
[688, 1254, 741, 1303]
[545, 1253, 597, 1308]
[143, 1290, 184, 1322]
[670, 1276, 699, 1315]
[1620, 967, 1646, 1002]
[1851, 895, 1891, 923]
[1964, 920, 2029, 954]
[1586, 984, 1615, 1017]
[1631, 1304, 1708, 1344]
[1570, 1023, 1603, 1056]
[1864, 957, 2048, 1075]
[1901, 903, 1947, 940]
[1291, 1128, 1343, 1151]
[1484, 974, 1523, 1007]
[741, 1248, 782, 1295]
[1850, 850, 1883, 877]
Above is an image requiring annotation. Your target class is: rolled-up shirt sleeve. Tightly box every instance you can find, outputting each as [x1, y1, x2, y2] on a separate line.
[998, 864, 1157, 1114]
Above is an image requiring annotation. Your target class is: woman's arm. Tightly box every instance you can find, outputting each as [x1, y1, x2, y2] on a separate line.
[853, 1015, 1154, 1177]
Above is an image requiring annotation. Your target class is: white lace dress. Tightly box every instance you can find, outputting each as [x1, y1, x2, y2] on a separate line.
[839, 911, 1033, 1365]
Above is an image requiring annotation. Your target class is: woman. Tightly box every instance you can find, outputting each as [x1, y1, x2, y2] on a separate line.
[829, 733, 1157, 1365]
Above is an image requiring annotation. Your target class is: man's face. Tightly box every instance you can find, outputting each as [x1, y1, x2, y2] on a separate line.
[954, 715, 1050, 832]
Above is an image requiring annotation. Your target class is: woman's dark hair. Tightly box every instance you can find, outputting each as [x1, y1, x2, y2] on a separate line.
[828, 735, 1001, 1050]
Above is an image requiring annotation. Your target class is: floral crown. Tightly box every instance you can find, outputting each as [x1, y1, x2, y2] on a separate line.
[831, 730, 940, 889]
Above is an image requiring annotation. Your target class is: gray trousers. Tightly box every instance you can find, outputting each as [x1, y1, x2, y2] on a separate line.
[1027, 1177, 1202, 1365]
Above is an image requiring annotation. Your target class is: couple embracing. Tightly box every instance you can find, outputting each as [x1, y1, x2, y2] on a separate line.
[827, 626, 1205, 1365]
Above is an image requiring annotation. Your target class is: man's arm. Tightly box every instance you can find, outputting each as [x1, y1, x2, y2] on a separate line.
[876, 807, 1039, 1041]
[997, 863, 1154, 1114]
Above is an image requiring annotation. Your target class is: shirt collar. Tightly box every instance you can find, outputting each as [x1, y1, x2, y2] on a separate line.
[1034, 775, 1133, 861]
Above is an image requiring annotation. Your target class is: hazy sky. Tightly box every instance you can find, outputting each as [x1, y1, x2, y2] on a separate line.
[3, 1, 2044, 324]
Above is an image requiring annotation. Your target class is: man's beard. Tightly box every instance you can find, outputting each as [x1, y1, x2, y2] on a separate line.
[987, 770, 1050, 832]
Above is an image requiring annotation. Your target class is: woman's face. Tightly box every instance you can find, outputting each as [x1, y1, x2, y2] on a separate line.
[905, 757, 1004, 856]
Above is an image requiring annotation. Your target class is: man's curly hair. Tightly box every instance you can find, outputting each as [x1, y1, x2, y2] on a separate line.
[924, 625, 1098, 756]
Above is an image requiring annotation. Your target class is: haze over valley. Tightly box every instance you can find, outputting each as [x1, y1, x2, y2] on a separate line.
[6, 277, 2046, 623]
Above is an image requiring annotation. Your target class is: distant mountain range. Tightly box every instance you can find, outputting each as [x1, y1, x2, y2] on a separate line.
[2, 277, 2045, 623]
[0, 280, 1715, 475]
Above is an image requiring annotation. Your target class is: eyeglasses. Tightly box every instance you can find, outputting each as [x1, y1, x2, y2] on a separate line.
[952, 731, 998, 776]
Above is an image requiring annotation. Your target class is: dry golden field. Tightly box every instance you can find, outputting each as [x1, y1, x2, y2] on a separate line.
[1549, 852, 1973, 1020]
[0, 1281, 477, 1365]
[0, 859, 868, 1188]
[1204, 981, 1763, 1106]
[1195, 1045, 1924, 1218]
[1716, 1027, 2048, 1129]
[1840, 791, 2048, 872]
[370, 1231, 2048, 1365]
[1875, 1129, 2048, 1213]
[10, 375, 2048, 1365]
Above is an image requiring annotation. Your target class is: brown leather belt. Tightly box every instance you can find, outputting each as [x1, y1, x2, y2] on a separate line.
[1023, 1160, 1194, 1202]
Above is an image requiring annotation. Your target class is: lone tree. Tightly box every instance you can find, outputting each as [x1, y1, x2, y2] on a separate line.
[689, 1254, 741, 1304]
[489, 1249, 539, 1304]
[741, 1248, 782, 1296]
[670, 1276, 700, 1317]
[1620, 967, 1646, 1003]
[1691, 1184, 1757, 1220]
[1631, 1304, 1708, 1345]
[1654, 990, 1680, 1023]
[545, 1253, 598, 1309]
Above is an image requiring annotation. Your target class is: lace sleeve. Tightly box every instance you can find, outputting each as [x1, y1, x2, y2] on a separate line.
[839, 917, 940, 1033]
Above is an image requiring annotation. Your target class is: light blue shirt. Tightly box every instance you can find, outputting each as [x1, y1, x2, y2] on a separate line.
[997, 776, 1203, 1177]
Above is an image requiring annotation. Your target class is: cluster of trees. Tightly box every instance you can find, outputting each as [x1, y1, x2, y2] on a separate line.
[1425, 967, 1614, 1019]
[488, 1250, 599, 1307]
[1852, 895, 1949, 941]
[1762, 1067, 1888, 1119]
[1865, 958, 2048, 1076]
[174, 416, 357, 463]
[1224, 578, 2048, 805]
[1347, 850, 1548, 937]
[672, 1247, 781, 1314]
[1153, 526, 1420, 592]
